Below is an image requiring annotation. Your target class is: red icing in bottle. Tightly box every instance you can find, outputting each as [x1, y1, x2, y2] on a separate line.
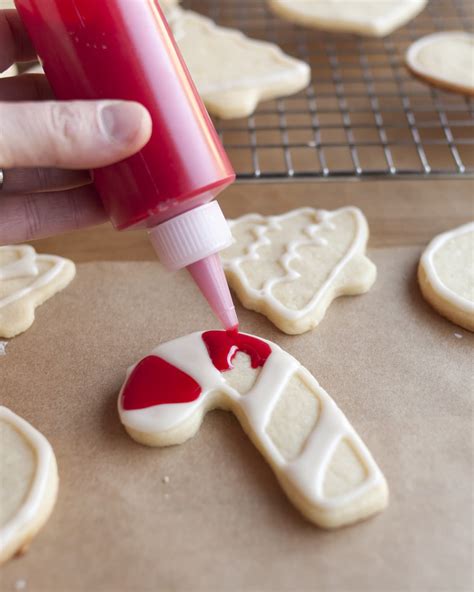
[122, 356, 201, 410]
[202, 330, 271, 372]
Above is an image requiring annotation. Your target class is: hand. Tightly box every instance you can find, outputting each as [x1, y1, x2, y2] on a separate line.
[0, 8, 152, 244]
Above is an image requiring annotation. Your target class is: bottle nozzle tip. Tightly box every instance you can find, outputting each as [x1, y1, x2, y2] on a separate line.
[187, 254, 239, 331]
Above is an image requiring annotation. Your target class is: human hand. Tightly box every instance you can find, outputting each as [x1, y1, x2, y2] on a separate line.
[0, 8, 152, 244]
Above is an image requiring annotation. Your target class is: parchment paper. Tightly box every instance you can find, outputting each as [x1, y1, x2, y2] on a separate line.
[0, 247, 472, 592]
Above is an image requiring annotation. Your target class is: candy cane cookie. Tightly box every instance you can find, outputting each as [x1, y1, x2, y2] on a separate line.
[118, 331, 388, 529]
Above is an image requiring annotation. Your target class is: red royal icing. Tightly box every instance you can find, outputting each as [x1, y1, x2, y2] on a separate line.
[202, 330, 271, 372]
[122, 356, 201, 410]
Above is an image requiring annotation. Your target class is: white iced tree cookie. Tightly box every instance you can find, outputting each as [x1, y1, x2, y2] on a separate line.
[406, 32, 474, 96]
[0, 407, 58, 564]
[0, 244, 75, 338]
[267, 0, 427, 37]
[169, 10, 310, 119]
[118, 331, 388, 528]
[418, 222, 474, 332]
[221, 207, 376, 334]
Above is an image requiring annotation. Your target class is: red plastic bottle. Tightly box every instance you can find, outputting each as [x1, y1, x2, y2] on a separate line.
[14, 0, 238, 329]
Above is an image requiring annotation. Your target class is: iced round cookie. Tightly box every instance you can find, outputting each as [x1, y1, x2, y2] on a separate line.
[418, 222, 474, 332]
[406, 32, 474, 96]
[170, 10, 310, 119]
[267, 0, 427, 37]
[0, 407, 58, 564]
[221, 207, 376, 335]
[0, 245, 76, 338]
[118, 331, 388, 529]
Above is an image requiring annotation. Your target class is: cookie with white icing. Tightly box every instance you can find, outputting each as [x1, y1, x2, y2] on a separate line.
[418, 222, 474, 332]
[406, 32, 474, 96]
[170, 9, 310, 119]
[0, 407, 58, 564]
[0, 244, 75, 338]
[118, 331, 388, 529]
[221, 207, 376, 334]
[267, 0, 427, 37]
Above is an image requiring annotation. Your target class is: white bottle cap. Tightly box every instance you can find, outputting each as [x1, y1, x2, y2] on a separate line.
[148, 201, 233, 271]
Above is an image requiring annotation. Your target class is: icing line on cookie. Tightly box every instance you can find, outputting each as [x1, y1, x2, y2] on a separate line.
[421, 221, 474, 314]
[0, 254, 66, 309]
[0, 407, 56, 551]
[118, 331, 385, 511]
[222, 207, 368, 321]
[0, 245, 39, 280]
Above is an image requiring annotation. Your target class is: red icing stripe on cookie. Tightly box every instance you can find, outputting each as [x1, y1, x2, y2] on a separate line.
[122, 356, 202, 410]
[202, 330, 271, 371]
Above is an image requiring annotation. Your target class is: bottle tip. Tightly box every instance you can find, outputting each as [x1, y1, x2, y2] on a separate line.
[187, 254, 239, 331]
[218, 309, 239, 332]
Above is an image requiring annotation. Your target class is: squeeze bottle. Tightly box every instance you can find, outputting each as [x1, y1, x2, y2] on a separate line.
[14, 0, 238, 329]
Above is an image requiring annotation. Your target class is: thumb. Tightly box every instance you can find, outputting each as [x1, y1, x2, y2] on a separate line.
[0, 100, 152, 169]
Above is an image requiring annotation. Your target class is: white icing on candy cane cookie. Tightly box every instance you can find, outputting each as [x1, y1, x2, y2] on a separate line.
[418, 222, 474, 332]
[221, 207, 376, 334]
[0, 244, 75, 338]
[0, 407, 58, 564]
[118, 331, 388, 528]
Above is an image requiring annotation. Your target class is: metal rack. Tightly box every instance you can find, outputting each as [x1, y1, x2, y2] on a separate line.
[182, 0, 474, 180]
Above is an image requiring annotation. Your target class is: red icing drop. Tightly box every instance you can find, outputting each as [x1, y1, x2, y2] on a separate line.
[122, 356, 201, 410]
[202, 330, 271, 372]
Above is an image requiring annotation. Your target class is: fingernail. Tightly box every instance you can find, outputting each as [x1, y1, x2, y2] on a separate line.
[98, 101, 147, 144]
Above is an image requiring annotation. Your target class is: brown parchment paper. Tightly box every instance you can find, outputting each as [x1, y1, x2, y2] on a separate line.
[0, 247, 472, 592]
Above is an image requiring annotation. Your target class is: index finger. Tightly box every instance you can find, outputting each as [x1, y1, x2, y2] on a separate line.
[0, 7, 37, 73]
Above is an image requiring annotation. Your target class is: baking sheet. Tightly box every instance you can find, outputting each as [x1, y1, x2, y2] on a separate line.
[0, 247, 472, 592]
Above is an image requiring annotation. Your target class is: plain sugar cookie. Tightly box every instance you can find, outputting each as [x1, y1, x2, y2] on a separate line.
[267, 0, 427, 37]
[418, 222, 474, 331]
[406, 32, 474, 96]
[0, 407, 58, 564]
[118, 331, 388, 529]
[221, 207, 376, 334]
[170, 9, 310, 119]
[0, 244, 75, 338]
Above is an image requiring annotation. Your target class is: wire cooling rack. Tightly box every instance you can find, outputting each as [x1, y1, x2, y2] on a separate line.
[181, 0, 474, 180]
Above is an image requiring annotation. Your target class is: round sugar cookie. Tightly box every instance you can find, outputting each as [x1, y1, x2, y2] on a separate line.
[0, 407, 59, 564]
[406, 32, 474, 96]
[418, 222, 474, 332]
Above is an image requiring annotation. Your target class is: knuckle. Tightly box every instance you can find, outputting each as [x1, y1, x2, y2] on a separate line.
[49, 103, 84, 145]
[45, 103, 97, 166]
[67, 191, 81, 231]
[22, 195, 42, 241]
[34, 168, 51, 192]
[0, 105, 14, 168]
